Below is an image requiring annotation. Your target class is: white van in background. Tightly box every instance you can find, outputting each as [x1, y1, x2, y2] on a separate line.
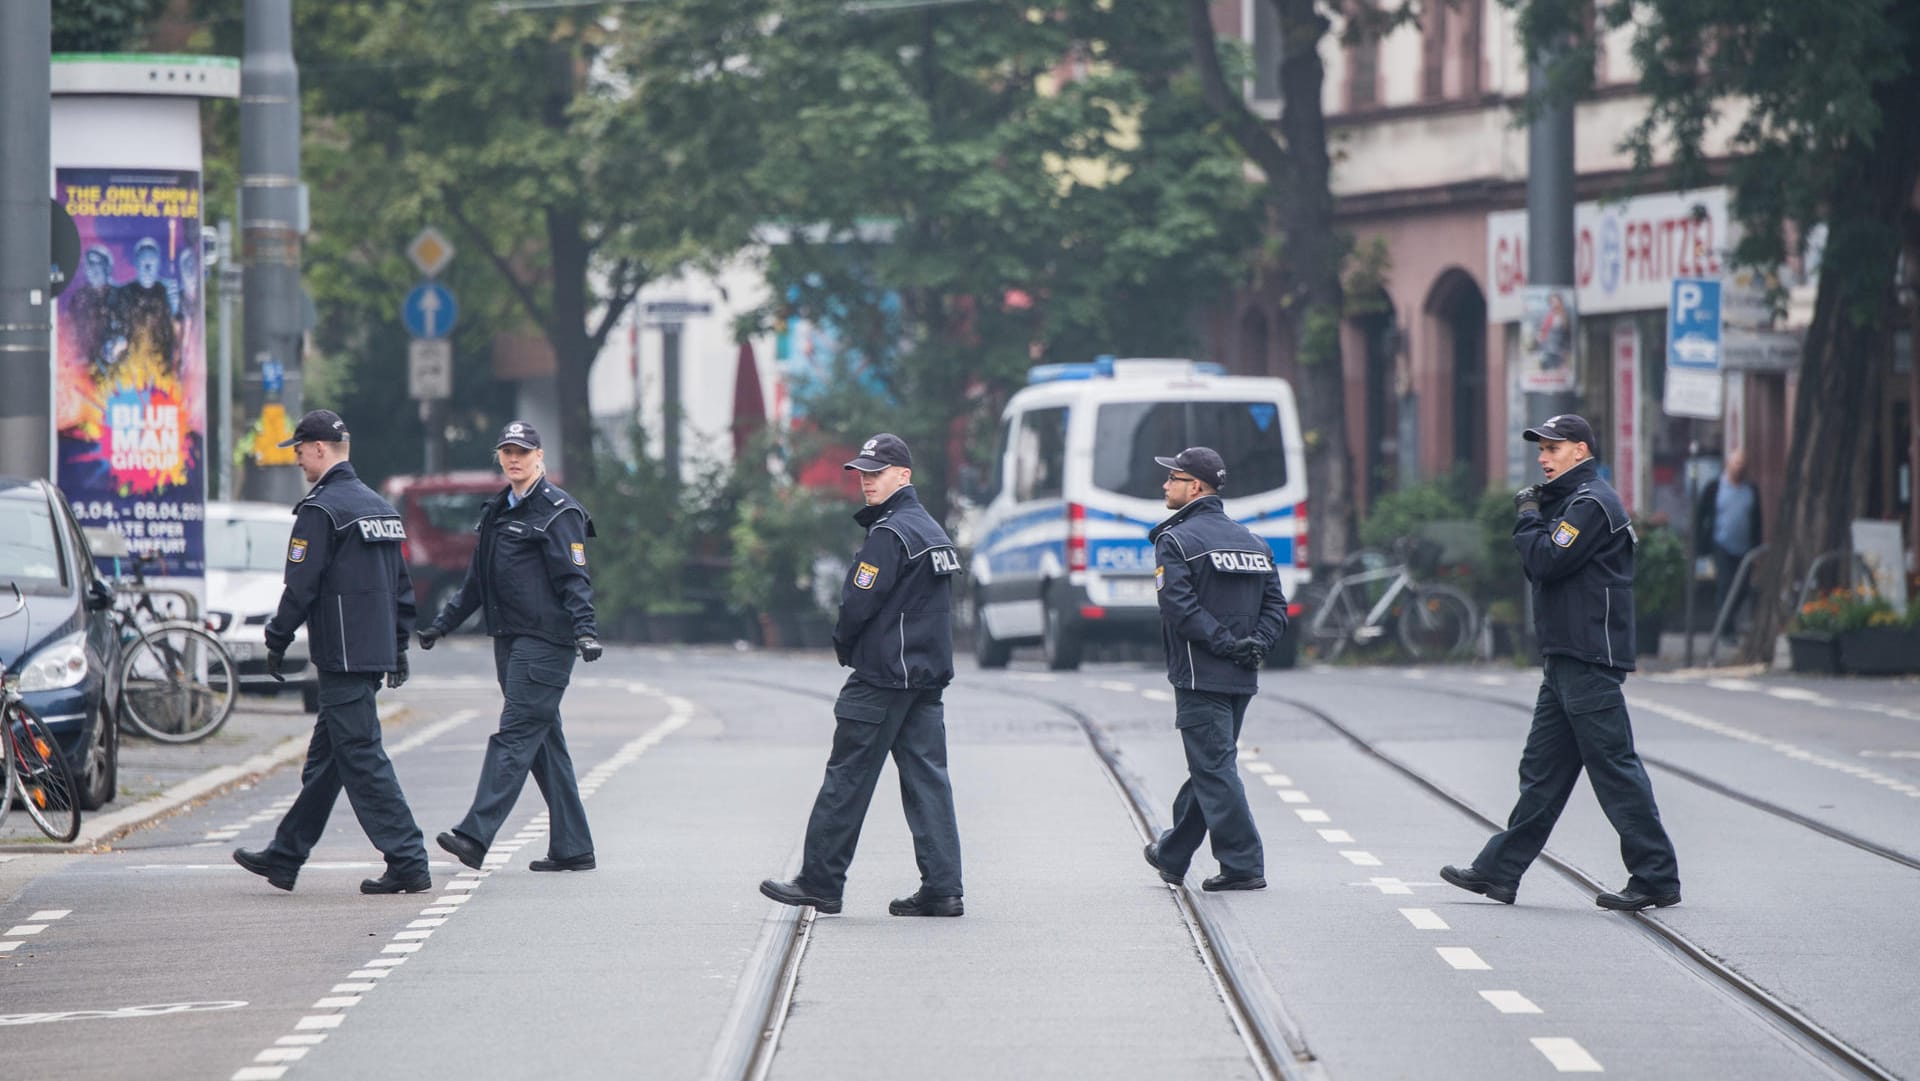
[969, 358, 1309, 670]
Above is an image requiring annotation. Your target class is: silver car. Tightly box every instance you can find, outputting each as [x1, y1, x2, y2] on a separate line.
[204, 501, 319, 712]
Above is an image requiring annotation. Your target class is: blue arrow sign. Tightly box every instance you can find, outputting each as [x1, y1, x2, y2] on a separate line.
[1666, 277, 1721, 371]
[403, 280, 458, 340]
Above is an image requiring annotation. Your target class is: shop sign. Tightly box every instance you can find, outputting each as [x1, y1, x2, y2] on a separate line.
[1488, 188, 1731, 323]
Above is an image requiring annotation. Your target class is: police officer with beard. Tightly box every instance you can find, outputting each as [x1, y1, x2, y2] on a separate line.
[420, 421, 603, 875]
[1141, 447, 1288, 892]
[761, 433, 966, 917]
[1441, 414, 1681, 911]
[234, 410, 430, 895]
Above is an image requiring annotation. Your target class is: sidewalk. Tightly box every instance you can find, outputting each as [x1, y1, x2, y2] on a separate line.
[0, 692, 411, 852]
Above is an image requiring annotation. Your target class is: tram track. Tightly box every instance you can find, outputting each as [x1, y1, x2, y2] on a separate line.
[702, 672, 1321, 1081]
[1266, 682, 1908, 1081]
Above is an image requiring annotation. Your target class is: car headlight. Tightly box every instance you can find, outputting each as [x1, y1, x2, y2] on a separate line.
[16, 632, 90, 692]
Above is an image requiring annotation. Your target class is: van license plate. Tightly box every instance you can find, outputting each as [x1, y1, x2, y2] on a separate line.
[1103, 578, 1158, 604]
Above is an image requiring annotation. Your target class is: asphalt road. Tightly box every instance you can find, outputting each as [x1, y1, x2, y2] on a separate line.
[2, 642, 1915, 1081]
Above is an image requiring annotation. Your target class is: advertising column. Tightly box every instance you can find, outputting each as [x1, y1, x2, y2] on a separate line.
[50, 56, 239, 590]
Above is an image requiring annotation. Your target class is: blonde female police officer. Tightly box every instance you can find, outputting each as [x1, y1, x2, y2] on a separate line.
[419, 421, 604, 874]
[1441, 414, 1681, 911]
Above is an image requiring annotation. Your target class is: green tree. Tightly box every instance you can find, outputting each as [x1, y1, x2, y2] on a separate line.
[52, 0, 169, 52]
[1513, 0, 1920, 660]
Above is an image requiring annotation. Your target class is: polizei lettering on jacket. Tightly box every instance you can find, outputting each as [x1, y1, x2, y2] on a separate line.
[929, 547, 961, 574]
[356, 517, 407, 542]
[1207, 550, 1273, 573]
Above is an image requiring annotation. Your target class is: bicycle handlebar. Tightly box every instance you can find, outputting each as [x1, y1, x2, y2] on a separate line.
[1, 581, 23, 621]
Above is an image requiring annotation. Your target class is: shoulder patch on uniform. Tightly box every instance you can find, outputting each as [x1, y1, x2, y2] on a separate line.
[1154, 565, 1165, 591]
[854, 561, 880, 590]
[1552, 521, 1581, 547]
[570, 541, 587, 566]
[288, 538, 308, 563]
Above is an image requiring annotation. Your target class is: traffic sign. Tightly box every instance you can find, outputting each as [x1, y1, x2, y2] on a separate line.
[409, 338, 453, 400]
[1666, 278, 1721, 370]
[402, 281, 458, 339]
[643, 298, 713, 325]
[407, 227, 455, 278]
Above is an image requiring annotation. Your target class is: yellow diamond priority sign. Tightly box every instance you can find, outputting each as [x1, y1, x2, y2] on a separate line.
[406, 227, 455, 278]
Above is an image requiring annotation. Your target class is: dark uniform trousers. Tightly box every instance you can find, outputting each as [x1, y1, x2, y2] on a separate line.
[453, 635, 594, 857]
[270, 671, 428, 878]
[1157, 689, 1264, 878]
[799, 678, 962, 898]
[1474, 655, 1680, 895]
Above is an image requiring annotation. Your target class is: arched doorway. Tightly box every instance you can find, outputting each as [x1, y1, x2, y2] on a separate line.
[1425, 269, 1489, 487]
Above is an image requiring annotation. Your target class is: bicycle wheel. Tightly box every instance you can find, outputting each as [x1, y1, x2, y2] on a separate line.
[1298, 581, 1360, 661]
[1397, 584, 1478, 661]
[0, 714, 15, 833]
[118, 622, 238, 743]
[8, 702, 81, 842]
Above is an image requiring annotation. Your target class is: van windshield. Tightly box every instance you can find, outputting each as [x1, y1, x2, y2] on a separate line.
[1092, 401, 1290, 500]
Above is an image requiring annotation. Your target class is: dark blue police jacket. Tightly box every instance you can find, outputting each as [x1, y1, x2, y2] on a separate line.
[265, 461, 415, 673]
[433, 475, 597, 647]
[833, 485, 959, 690]
[1150, 495, 1288, 695]
[1515, 458, 1637, 670]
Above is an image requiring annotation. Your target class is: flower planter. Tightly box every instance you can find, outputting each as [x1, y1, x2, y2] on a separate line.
[1785, 632, 1840, 675]
[1835, 626, 1920, 676]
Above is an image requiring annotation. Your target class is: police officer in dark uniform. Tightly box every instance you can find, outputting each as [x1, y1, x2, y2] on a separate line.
[1441, 414, 1682, 911]
[761, 433, 966, 917]
[1141, 447, 1288, 892]
[419, 422, 603, 874]
[233, 409, 430, 895]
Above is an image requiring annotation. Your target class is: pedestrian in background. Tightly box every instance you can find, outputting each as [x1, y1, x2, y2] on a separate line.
[761, 433, 966, 917]
[420, 421, 604, 874]
[1140, 447, 1287, 893]
[1696, 449, 1761, 641]
[1442, 414, 1682, 911]
[234, 409, 430, 895]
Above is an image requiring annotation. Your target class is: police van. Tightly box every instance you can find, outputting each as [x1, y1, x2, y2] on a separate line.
[969, 358, 1308, 670]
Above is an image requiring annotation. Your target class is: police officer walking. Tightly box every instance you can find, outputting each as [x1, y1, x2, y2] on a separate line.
[760, 433, 965, 917]
[234, 410, 431, 895]
[419, 422, 604, 874]
[1441, 414, 1682, 911]
[1140, 447, 1288, 892]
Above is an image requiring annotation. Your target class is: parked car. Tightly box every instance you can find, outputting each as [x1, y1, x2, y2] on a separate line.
[379, 470, 505, 628]
[204, 500, 319, 712]
[0, 477, 122, 810]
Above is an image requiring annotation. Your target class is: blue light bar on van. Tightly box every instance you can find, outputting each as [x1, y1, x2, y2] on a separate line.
[1025, 357, 1228, 384]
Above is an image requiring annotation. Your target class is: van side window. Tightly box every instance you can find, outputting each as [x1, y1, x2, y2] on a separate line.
[977, 418, 1011, 503]
[1013, 407, 1068, 502]
[1092, 401, 1290, 499]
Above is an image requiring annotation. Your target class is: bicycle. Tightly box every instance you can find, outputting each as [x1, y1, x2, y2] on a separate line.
[1297, 537, 1479, 662]
[1, 583, 83, 842]
[106, 556, 238, 744]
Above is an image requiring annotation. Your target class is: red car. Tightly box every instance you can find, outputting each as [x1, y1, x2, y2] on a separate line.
[379, 471, 504, 628]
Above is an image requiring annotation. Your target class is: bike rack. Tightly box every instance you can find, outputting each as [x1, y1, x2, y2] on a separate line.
[1702, 546, 1877, 667]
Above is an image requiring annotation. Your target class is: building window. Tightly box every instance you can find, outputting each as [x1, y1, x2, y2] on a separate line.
[1250, 0, 1282, 104]
[1347, 7, 1380, 111]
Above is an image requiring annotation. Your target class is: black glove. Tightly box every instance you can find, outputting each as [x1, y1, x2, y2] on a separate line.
[1514, 485, 1542, 516]
[576, 635, 603, 663]
[1229, 636, 1266, 670]
[387, 652, 409, 690]
[266, 650, 286, 683]
[417, 626, 441, 651]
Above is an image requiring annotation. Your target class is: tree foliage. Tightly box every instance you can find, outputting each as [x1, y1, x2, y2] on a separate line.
[1515, 0, 1920, 658]
[52, 0, 170, 53]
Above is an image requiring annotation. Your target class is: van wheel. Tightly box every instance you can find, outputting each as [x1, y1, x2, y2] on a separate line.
[1042, 590, 1084, 671]
[973, 599, 1012, 669]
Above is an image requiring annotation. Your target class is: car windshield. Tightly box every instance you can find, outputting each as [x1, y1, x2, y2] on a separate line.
[0, 495, 68, 591]
[1092, 400, 1291, 500]
[419, 491, 490, 532]
[206, 517, 292, 573]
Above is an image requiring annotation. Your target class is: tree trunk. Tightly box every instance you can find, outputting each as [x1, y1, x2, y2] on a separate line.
[1742, 73, 1920, 661]
[1272, 0, 1357, 567]
[547, 206, 597, 487]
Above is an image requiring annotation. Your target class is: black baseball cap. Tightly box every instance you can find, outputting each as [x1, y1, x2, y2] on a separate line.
[496, 420, 542, 450]
[1154, 446, 1228, 491]
[1522, 413, 1598, 451]
[844, 432, 912, 472]
[276, 408, 350, 448]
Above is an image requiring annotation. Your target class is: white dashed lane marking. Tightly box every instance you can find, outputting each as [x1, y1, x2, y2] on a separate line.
[1316, 829, 1353, 843]
[1399, 908, 1448, 930]
[1295, 809, 1331, 823]
[1437, 947, 1491, 971]
[1339, 851, 1382, 867]
[1480, 990, 1543, 1014]
[1531, 1037, 1604, 1072]
[1259, 773, 1296, 787]
[1275, 790, 1311, 804]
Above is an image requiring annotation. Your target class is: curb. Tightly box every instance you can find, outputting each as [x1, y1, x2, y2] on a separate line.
[2, 703, 412, 855]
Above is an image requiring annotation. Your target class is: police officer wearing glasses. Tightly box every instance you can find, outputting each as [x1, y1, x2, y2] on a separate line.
[420, 421, 604, 875]
[234, 409, 431, 895]
[761, 433, 966, 917]
[1441, 414, 1681, 911]
[1141, 447, 1288, 892]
